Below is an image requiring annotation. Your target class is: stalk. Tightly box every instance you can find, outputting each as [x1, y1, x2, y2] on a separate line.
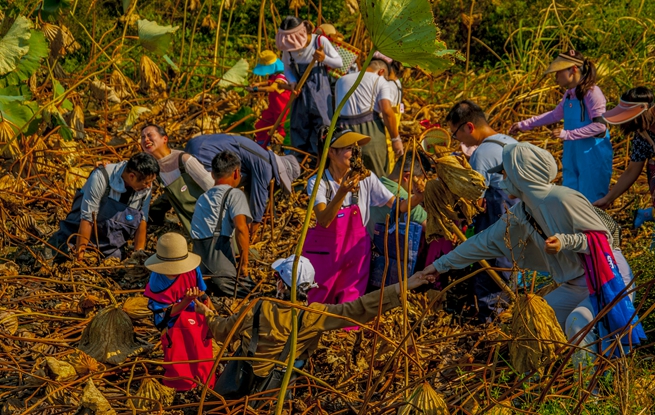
[220, 4, 236, 76]
[274, 48, 377, 415]
[211, 0, 227, 76]
[257, 0, 267, 57]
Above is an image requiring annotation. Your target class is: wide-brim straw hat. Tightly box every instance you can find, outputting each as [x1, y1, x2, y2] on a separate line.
[253, 50, 284, 76]
[144, 233, 201, 275]
[602, 99, 651, 125]
[330, 128, 371, 148]
[273, 154, 301, 194]
[543, 51, 584, 74]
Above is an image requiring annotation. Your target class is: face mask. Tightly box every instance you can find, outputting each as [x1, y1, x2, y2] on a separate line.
[498, 177, 519, 198]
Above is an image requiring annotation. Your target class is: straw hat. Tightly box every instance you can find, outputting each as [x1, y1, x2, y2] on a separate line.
[272, 255, 318, 288]
[543, 50, 584, 74]
[253, 50, 284, 76]
[144, 233, 201, 275]
[329, 127, 371, 148]
[602, 99, 651, 125]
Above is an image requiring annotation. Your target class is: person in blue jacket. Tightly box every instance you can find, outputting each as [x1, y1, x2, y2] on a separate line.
[185, 134, 301, 237]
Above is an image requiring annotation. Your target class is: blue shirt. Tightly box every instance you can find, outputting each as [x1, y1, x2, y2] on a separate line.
[469, 134, 518, 192]
[146, 268, 207, 329]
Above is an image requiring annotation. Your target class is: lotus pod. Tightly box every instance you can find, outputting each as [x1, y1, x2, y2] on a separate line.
[435, 155, 486, 201]
[110, 70, 135, 99]
[345, 0, 359, 14]
[79, 379, 115, 415]
[42, 23, 80, 58]
[0, 308, 18, 335]
[90, 79, 121, 103]
[139, 55, 166, 95]
[399, 382, 449, 415]
[289, 0, 306, 9]
[122, 296, 151, 320]
[509, 294, 567, 375]
[132, 378, 176, 410]
[201, 15, 217, 31]
[63, 350, 106, 376]
[78, 306, 150, 365]
[44, 357, 77, 381]
[188, 0, 201, 11]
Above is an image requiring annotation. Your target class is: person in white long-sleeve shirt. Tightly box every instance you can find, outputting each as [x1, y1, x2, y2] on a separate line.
[276, 16, 343, 160]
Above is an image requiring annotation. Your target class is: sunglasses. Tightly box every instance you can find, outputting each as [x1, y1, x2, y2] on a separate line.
[451, 122, 467, 140]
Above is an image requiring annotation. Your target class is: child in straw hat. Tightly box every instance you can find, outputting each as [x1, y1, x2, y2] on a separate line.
[247, 50, 292, 148]
[143, 232, 216, 391]
[509, 50, 613, 204]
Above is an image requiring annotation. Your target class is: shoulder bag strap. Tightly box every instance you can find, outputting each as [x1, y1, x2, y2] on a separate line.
[277, 310, 306, 363]
[178, 152, 187, 175]
[523, 204, 548, 241]
[482, 139, 507, 148]
[322, 174, 333, 203]
[97, 166, 111, 198]
[213, 187, 235, 238]
[246, 301, 264, 357]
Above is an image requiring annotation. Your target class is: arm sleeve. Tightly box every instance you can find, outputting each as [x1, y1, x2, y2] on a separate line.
[80, 170, 107, 222]
[432, 215, 514, 274]
[308, 286, 401, 331]
[206, 309, 244, 341]
[517, 99, 565, 131]
[409, 205, 428, 224]
[368, 174, 395, 207]
[308, 176, 328, 206]
[554, 233, 589, 254]
[196, 269, 208, 291]
[560, 88, 608, 141]
[183, 154, 215, 191]
[319, 37, 343, 69]
[147, 298, 171, 328]
[229, 190, 254, 224]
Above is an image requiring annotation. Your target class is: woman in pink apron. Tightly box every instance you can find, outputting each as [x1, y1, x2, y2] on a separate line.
[303, 128, 396, 305]
[143, 233, 216, 391]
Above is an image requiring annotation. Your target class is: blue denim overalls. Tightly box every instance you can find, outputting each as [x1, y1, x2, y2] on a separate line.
[562, 92, 613, 202]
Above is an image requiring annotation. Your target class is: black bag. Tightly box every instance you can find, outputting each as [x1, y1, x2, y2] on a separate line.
[192, 188, 256, 298]
[214, 301, 305, 402]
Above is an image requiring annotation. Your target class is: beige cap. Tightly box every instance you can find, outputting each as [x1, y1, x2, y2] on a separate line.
[544, 51, 584, 74]
[144, 233, 201, 275]
[330, 128, 371, 148]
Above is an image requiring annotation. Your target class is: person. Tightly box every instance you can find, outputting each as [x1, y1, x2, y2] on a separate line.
[446, 100, 518, 321]
[140, 124, 214, 234]
[247, 50, 292, 148]
[509, 50, 612, 203]
[143, 232, 216, 391]
[335, 59, 403, 177]
[276, 16, 343, 158]
[367, 152, 427, 238]
[594, 87, 655, 246]
[191, 150, 252, 282]
[185, 133, 301, 237]
[412, 142, 644, 366]
[48, 152, 159, 261]
[304, 127, 422, 305]
[193, 254, 434, 401]
[374, 52, 404, 173]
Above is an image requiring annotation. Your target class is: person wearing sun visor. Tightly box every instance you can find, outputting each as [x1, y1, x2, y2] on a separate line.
[594, 87, 655, 248]
[509, 50, 613, 204]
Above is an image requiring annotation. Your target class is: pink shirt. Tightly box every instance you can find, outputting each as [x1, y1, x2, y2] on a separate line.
[517, 86, 607, 141]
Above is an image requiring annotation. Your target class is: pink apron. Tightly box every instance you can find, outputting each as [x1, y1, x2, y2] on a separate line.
[144, 271, 215, 391]
[304, 203, 371, 305]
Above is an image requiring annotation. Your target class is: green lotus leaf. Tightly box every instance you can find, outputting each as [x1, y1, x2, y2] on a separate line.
[361, 0, 463, 74]
[12, 30, 49, 82]
[0, 16, 32, 76]
[218, 59, 249, 88]
[0, 95, 40, 135]
[138, 19, 179, 56]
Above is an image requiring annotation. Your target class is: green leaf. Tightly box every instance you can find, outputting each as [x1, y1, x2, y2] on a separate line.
[138, 20, 179, 56]
[122, 0, 132, 14]
[361, 0, 463, 74]
[13, 30, 48, 81]
[53, 79, 73, 110]
[0, 95, 40, 135]
[0, 16, 32, 76]
[0, 84, 32, 99]
[41, 0, 72, 18]
[163, 54, 179, 72]
[218, 59, 249, 88]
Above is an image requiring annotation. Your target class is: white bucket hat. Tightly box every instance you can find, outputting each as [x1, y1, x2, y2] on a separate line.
[272, 254, 318, 288]
[274, 154, 301, 194]
[144, 233, 201, 275]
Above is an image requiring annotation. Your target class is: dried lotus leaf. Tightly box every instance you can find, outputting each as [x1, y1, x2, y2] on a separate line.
[43, 23, 80, 59]
[63, 350, 106, 376]
[398, 382, 449, 415]
[44, 357, 77, 381]
[110, 70, 135, 99]
[289, 0, 305, 9]
[45, 382, 78, 405]
[78, 306, 151, 365]
[201, 15, 217, 31]
[1, 398, 23, 415]
[0, 309, 18, 335]
[122, 296, 150, 320]
[90, 79, 121, 103]
[65, 166, 92, 194]
[65, 105, 85, 140]
[132, 378, 176, 410]
[434, 155, 486, 201]
[0, 119, 20, 158]
[79, 379, 116, 415]
[139, 55, 166, 95]
[487, 402, 514, 415]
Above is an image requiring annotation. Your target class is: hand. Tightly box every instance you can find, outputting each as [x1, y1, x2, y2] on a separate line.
[184, 287, 204, 303]
[544, 236, 561, 254]
[313, 47, 325, 62]
[193, 299, 212, 317]
[392, 139, 404, 157]
[125, 249, 148, 265]
[407, 270, 437, 290]
[551, 128, 563, 139]
[337, 170, 361, 195]
[412, 176, 427, 194]
[592, 196, 611, 210]
[94, 160, 110, 168]
[508, 123, 522, 135]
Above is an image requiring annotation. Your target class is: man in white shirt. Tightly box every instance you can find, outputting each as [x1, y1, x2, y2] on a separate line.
[335, 59, 403, 178]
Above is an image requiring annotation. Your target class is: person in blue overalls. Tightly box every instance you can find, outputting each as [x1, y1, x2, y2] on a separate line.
[47, 152, 159, 261]
[276, 16, 343, 159]
[509, 50, 613, 203]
